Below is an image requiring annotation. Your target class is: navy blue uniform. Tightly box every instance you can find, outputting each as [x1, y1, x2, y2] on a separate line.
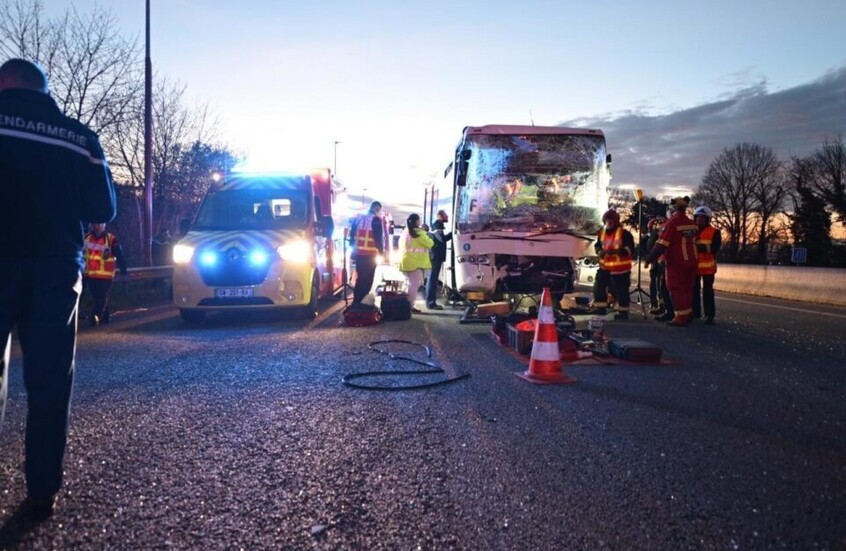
[0, 88, 115, 500]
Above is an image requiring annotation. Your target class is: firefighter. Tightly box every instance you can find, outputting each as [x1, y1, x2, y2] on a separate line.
[692, 206, 721, 324]
[83, 223, 128, 326]
[643, 197, 698, 327]
[0, 58, 115, 520]
[592, 209, 636, 320]
[348, 201, 384, 306]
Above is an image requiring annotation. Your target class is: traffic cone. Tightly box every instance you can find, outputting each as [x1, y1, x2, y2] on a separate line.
[516, 288, 576, 385]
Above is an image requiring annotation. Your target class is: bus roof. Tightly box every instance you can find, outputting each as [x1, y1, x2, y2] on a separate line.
[463, 125, 604, 138]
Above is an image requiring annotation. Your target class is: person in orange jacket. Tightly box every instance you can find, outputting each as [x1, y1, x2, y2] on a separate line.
[592, 209, 636, 320]
[643, 197, 698, 327]
[692, 206, 721, 324]
[83, 223, 127, 326]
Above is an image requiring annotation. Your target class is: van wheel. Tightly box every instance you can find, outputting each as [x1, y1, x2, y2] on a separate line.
[300, 278, 319, 319]
[180, 309, 205, 324]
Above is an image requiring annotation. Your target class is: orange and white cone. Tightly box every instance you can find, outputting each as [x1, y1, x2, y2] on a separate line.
[516, 288, 576, 385]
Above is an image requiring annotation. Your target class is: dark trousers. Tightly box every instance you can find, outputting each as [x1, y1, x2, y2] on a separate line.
[593, 269, 631, 312]
[0, 258, 81, 499]
[659, 269, 674, 316]
[84, 276, 113, 319]
[352, 254, 378, 304]
[425, 258, 444, 306]
[693, 274, 715, 319]
[649, 263, 664, 307]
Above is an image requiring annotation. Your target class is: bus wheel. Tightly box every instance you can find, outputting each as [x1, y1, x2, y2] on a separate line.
[180, 309, 205, 324]
[300, 278, 319, 319]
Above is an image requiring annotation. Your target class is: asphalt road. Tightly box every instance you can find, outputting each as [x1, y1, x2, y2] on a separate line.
[1, 291, 844, 550]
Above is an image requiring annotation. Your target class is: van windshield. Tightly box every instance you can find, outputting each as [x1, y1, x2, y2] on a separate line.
[194, 189, 310, 231]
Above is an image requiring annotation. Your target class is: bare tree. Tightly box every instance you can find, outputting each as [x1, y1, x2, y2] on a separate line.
[0, 0, 142, 136]
[108, 76, 238, 258]
[748, 152, 787, 262]
[809, 137, 846, 224]
[695, 144, 772, 261]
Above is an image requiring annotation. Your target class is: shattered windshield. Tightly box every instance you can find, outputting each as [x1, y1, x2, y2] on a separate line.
[456, 134, 607, 234]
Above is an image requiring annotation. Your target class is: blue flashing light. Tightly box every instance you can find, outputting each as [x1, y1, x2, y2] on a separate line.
[199, 251, 218, 266]
[249, 249, 270, 266]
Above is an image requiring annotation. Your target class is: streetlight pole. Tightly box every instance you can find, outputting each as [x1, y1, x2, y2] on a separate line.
[143, 0, 153, 265]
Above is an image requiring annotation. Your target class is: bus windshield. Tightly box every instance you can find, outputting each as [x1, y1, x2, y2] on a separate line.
[456, 134, 607, 234]
[194, 188, 310, 231]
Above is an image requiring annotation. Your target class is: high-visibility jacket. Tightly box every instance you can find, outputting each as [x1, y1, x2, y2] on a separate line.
[598, 227, 633, 274]
[398, 229, 434, 272]
[696, 225, 718, 275]
[84, 232, 118, 279]
[352, 214, 380, 256]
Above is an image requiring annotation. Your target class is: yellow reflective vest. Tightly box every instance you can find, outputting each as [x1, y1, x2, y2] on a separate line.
[398, 229, 434, 272]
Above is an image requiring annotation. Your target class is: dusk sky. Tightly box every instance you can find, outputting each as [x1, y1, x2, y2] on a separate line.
[49, 0, 846, 212]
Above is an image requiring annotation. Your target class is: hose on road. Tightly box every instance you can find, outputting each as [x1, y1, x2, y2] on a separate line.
[341, 339, 470, 391]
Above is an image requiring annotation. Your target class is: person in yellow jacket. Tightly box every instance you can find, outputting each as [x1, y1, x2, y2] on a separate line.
[83, 223, 127, 326]
[398, 213, 434, 314]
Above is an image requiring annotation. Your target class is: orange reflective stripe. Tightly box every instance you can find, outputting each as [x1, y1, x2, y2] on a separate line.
[598, 227, 632, 272]
[696, 226, 717, 275]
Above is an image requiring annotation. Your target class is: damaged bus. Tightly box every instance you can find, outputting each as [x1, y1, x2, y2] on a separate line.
[427, 125, 610, 315]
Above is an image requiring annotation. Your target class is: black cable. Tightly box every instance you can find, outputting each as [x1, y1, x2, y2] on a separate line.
[341, 339, 470, 391]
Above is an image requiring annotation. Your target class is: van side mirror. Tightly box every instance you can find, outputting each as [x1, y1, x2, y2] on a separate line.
[315, 216, 334, 237]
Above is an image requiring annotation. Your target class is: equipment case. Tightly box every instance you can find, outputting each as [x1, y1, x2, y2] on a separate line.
[608, 339, 663, 362]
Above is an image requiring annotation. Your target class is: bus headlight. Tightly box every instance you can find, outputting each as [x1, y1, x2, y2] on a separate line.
[277, 241, 310, 263]
[173, 244, 195, 264]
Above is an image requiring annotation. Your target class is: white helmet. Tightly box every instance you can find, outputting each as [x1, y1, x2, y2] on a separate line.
[694, 206, 712, 218]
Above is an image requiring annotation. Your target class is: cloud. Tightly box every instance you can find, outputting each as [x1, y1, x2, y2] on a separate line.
[559, 66, 846, 198]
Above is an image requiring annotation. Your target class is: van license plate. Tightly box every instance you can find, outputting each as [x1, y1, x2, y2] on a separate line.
[216, 288, 254, 298]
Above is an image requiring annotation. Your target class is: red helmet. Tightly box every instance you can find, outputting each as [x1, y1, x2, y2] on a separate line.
[602, 209, 620, 223]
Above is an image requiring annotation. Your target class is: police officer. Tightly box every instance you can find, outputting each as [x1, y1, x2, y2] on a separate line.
[0, 59, 115, 520]
[348, 201, 384, 305]
[592, 209, 636, 320]
[643, 197, 698, 327]
[83, 222, 128, 325]
[692, 206, 721, 324]
[425, 209, 452, 310]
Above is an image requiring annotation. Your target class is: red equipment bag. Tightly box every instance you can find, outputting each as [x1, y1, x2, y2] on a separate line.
[343, 304, 382, 327]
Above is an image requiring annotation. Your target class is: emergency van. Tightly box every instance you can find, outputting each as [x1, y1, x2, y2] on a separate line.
[172, 169, 347, 323]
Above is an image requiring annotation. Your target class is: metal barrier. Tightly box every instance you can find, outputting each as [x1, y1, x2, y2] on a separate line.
[124, 265, 173, 281]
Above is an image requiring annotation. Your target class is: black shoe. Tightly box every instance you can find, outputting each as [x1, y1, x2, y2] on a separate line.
[704, 317, 715, 325]
[654, 313, 673, 322]
[614, 312, 628, 320]
[427, 304, 444, 310]
[89, 314, 100, 327]
[23, 495, 57, 522]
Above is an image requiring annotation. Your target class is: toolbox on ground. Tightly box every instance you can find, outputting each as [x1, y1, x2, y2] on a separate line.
[380, 291, 412, 321]
[507, 321, 536, 355]
[607, 339, 663, 362]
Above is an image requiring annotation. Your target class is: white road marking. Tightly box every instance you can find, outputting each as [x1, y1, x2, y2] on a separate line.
[716, 295, 846, 319]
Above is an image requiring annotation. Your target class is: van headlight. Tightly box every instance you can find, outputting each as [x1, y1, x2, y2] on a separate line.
[277, 240, 310, 263]
[173, 244, 195, 264]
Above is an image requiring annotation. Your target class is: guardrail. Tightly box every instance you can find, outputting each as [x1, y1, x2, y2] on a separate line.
[714, 264, 846, 307]
[124, 265, 174, 280]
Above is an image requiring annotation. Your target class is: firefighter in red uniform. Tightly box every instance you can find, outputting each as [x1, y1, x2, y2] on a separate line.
[692, 206, 721, 324]
[592, 209, 636, 319]
[643, 197, 698, 327]
[83, 223, 127, 325]
[348, 201, 384, 306]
